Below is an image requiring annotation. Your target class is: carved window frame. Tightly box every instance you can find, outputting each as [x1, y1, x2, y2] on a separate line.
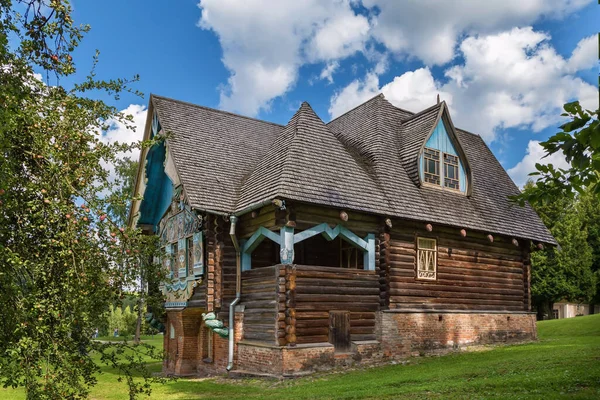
[443, 153, 460, 190]
[416, 237, 437, 281]
[423, 147, 440, 185]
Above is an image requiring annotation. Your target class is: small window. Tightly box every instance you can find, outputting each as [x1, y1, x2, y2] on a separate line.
[423, 148, 440, 185]
[444, 153, 459, 190]
[187, 237, 194, 275]
[417, 237, 437, 280]
[172, 242, 179, 279]
[170, 323, 175, 339]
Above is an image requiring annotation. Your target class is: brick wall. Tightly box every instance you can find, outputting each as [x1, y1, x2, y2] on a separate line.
[380, 311, 537, 358]
[167, 309, 537, 377]
[165, 309, 244, 376]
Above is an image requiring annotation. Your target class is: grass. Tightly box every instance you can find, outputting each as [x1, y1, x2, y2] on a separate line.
[2, 314, 599, 399]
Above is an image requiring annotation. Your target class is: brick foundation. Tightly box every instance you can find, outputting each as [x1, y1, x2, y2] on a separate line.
[380, 311, 537, 358]
[164, 309, 537, 377]
[164, 309, 244, 376]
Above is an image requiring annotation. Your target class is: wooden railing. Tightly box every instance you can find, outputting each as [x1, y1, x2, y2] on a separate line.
[241, 264, 379, 346]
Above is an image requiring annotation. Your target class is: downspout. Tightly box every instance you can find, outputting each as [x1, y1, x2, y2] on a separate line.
[226, 215, 241, 371]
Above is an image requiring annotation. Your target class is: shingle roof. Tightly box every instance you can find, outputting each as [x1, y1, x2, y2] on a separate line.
[397, 102, 443, 186]
[237, 102, 388, 213]
[149, 93, 555, 244]
[152, 95, 282, 213]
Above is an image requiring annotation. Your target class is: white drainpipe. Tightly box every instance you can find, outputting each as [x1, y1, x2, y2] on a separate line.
[226, 215, 241, 371]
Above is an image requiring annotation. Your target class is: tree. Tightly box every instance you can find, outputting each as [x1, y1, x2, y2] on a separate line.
[514, 102, 600, 206]
[0, 1, 166, 398]
[107, 158, 149, 344]
[526, 181, 596, 319]
[579, 190, 600, 308]
[107, 158, 139, 227]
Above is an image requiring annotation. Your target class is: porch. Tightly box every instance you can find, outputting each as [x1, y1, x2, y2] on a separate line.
[240, 264, 380, 348]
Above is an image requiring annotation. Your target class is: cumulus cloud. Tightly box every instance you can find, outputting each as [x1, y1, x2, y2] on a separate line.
[507, 140, 570, 188]
[101, 104, 147, 162]
[567, 35, 598, 72]
[328, 67, 453, 118]
[329, 72, 380, 118]
[329, 27, 598, 143]
[363, 0, 592, 65]
[197, 0, 370, 116]
[320, 61, 340, 84]
[98, 104, 147, 185]
[198, 0, 591, 116]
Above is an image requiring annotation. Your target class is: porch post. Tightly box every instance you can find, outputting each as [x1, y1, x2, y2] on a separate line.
[363, 233, 376, 271]
[280, 225, 295, 264]
[240, 239, 251, 271]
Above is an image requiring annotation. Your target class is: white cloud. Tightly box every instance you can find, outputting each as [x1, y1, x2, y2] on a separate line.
[567, 35, 598, 72]
[329, 72, 380, 118]
[328, 67, 453, 118]
[198, 0, 592, 116]
[197, 0, 370, 116]
[507, 140, 570, 188]
[381, 68, 453, 113]
[329, 27, 598, 143]
[363, 0, 592, 65]
[320, 61, 340, 84]
[99, 104, 147, 184]
[101, 104, 147, 162]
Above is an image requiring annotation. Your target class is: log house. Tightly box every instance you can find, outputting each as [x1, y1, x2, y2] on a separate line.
[129, 94, 555, 377]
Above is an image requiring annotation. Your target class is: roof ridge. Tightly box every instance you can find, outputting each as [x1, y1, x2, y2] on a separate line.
[150, 93, 285, 128]
[379, 97, 416, 118]
[401, 101, 444, 124]
[326, 93, 384, 125]
[455, 127, 481, 138]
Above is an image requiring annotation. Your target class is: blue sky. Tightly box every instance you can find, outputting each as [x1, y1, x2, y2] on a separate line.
[53, 0, 598, 187]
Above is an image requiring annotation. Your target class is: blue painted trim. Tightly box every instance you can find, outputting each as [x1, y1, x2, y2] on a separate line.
[165, 301, 187, 309]
[420, 118, 467, 193]
[242, 226, 281, 254]
[294, 223, 367, 250]
[241, 228, 281, 271]
[240, 239, 251, 272]
[363, 233, 376, 271]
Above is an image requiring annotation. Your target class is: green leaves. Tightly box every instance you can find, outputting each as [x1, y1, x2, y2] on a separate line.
[514, 101, 600, 206]
[0, 1, 166, 399]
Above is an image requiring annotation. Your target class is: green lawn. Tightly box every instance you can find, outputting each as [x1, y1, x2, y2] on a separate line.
[2, 314, 599, 399]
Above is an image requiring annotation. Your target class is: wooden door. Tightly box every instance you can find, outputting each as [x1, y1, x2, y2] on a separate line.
[329, 311, 351, 352]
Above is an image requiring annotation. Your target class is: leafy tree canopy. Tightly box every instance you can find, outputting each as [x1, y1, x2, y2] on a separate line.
[0, 1, 166, 398]
[514, 102, 600, 205]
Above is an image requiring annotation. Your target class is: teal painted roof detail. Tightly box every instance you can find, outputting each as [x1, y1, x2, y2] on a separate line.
[138, 141, 173, 229]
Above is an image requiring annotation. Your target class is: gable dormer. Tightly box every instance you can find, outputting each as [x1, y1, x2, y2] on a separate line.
[398, 101, 471, 196]
[419, 115, 469, 194]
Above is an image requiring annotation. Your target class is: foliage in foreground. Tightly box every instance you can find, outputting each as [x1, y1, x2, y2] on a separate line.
[0, 1, 166, 398]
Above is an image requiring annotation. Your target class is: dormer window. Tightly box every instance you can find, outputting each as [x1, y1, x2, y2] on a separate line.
[423, 148, 440, 185]
[443, 153, 459, 190]
[419, 118, 468, 194]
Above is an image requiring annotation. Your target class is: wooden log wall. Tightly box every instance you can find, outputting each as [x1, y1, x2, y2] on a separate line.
[386, 220, 529, 311]
[187, 281, 207, 308]
[291, 265, 379, 344]
[204, 214, 238, 317]
[293, 203, 380, 237]
[238, 205, 280, 239]
[240, 266, 284, 345]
